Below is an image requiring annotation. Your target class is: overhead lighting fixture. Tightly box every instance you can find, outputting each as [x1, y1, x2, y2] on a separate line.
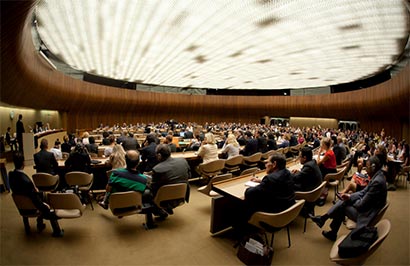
[39, 50, 57, 70]
[34, 0, 409, 90]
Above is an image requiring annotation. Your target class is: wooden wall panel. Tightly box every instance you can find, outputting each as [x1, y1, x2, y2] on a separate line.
[1, 1, 409, 140]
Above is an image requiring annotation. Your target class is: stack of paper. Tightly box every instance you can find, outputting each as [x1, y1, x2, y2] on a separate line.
[244, 238, 264, 255]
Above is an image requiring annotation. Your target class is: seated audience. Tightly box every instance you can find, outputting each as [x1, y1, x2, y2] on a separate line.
[139, 133, 159, 173]
[98, 150, 148, 210]
[104, 135, 116, 157]
[221, 133, 240, 159]
[150, 144, 191, 216]
[197, 132, 219, 163]
[9, 152, 63, 237]
[65, 143, 91, 173]
[245, 152, 295, 219]
[85, 136, 98, 155]
[310, 156, 387, 241]
[163, 135, 177, 153]
[317, 137, 337, 177]
[256, 130, 268, 153]
[106, 144, 126, 169]
[266, 132, 278, 151]
[34, 139, 58, 174]
[50, 140, 63, 160]
[61, 135, 72, 153]
[122, 133, 140, 151]
[240, 131, 258, 156]
[291, 147, 323, 192]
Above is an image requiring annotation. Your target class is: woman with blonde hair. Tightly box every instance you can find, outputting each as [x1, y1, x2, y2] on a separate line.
[221, 133, 240, 159]
[197, 132, 219, 163]
[317, 137, 337, 177]
[106, 144, 126, 169]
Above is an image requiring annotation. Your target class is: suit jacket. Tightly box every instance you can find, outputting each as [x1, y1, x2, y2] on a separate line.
[241, 138, 258, 156]
[291, 159, 323, 191]
[122, 137, 139, 151]
[16, 120, 25, 138]
[257, 136, 268, 153]
[9, 169, 49, 214]
[151, 157, 191, 201]
[348, 169, 387, 227]
[245, 168, 295, 214]
[34, 149, 58, 174]
[139, 142, 158, 172]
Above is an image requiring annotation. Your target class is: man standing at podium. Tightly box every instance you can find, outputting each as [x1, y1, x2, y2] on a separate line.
[16, 114, 25, 152]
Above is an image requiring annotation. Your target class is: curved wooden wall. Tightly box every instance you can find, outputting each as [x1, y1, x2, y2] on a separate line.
[1, 1, 409, 139]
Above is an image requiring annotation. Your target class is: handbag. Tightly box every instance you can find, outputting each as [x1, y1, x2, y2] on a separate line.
[352, 172, 370, 187]
[236, 235, 273, 266]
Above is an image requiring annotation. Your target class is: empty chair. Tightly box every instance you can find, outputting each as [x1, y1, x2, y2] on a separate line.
[65, 171, 94, 210]
[248, 199, 305, 248]
[242, 152, 262, 168]
[330, 219, 391, 265]
[240, 167, 260, 176]
[324, 167, 346, 202]
[345, 201, 390, 230]
[224, 155, 243, 175]
[11, 194, 41, 234]
[197, 173, 232, 197]
[197, 159, 225, 181]
[295, 181, 327, 232]
[48, 192, 86, 219]
[32, 173, 59, 192]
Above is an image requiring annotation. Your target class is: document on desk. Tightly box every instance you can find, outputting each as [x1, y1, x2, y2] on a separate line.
[245, 181, 260, 187]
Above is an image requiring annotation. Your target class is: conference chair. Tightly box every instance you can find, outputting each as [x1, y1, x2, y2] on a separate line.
[62, 152, 70, 159]
[242, 152, 262, 169]
[153, 183, 188, 211]
[197, 173, 232, 197]
[295, 181, 327, 232]
[224, 155, 243, 175]
[248, 199, 305, 248]
[11, 194, 42, 234]
[32, 173, 59, 192]
[65, 171, 94, 210]
[330, 219, 391, 265]
[240, 167, 260, 176]
[197, 159, 225, 181]
[345, 201, 390, 230]
[47, 192, 86, 219]
[396, 165, 409, 188]
[324, 167, 347, 202]
[260, 150, 275, 169]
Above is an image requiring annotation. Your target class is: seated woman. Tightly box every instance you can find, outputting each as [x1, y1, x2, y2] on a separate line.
[317, 137, 337, 178]
[106, 144, 126, 169]
[65, 143, 92, 173]
[197, 132, 219, 163]
[221, 133, 240, 159]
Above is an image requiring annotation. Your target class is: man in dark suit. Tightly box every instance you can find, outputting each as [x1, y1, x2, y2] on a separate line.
[16, 114, 25, 151]
[34, 139, 58, 174]
[240, 131, 258, 156]
[150, 144, 191, 216]
[310, 156, 387, 241]
[291, 146, 323, 192]
[9, 152, 63, 237]
[256, 129, 268, 153]
[245, 152, 295, 216]
[139, 133, 158, 173]
[121, 133, 140, 151]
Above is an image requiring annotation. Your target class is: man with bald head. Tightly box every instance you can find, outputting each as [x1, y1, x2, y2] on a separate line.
[98, 150, 148, 209]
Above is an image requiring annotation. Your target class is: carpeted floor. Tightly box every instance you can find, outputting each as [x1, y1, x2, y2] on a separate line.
[1, 162, 409, 266]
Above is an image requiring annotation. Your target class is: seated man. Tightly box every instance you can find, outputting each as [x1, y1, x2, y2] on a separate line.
[291, 146, 323, 192]
[310, 156, 387, 241]
[34, 139, 59, 174]
[150, 144, 191, 216]
[98, 150, 148, 209]
[9, 152, 63, 237]
[232, 152, 295, 238]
